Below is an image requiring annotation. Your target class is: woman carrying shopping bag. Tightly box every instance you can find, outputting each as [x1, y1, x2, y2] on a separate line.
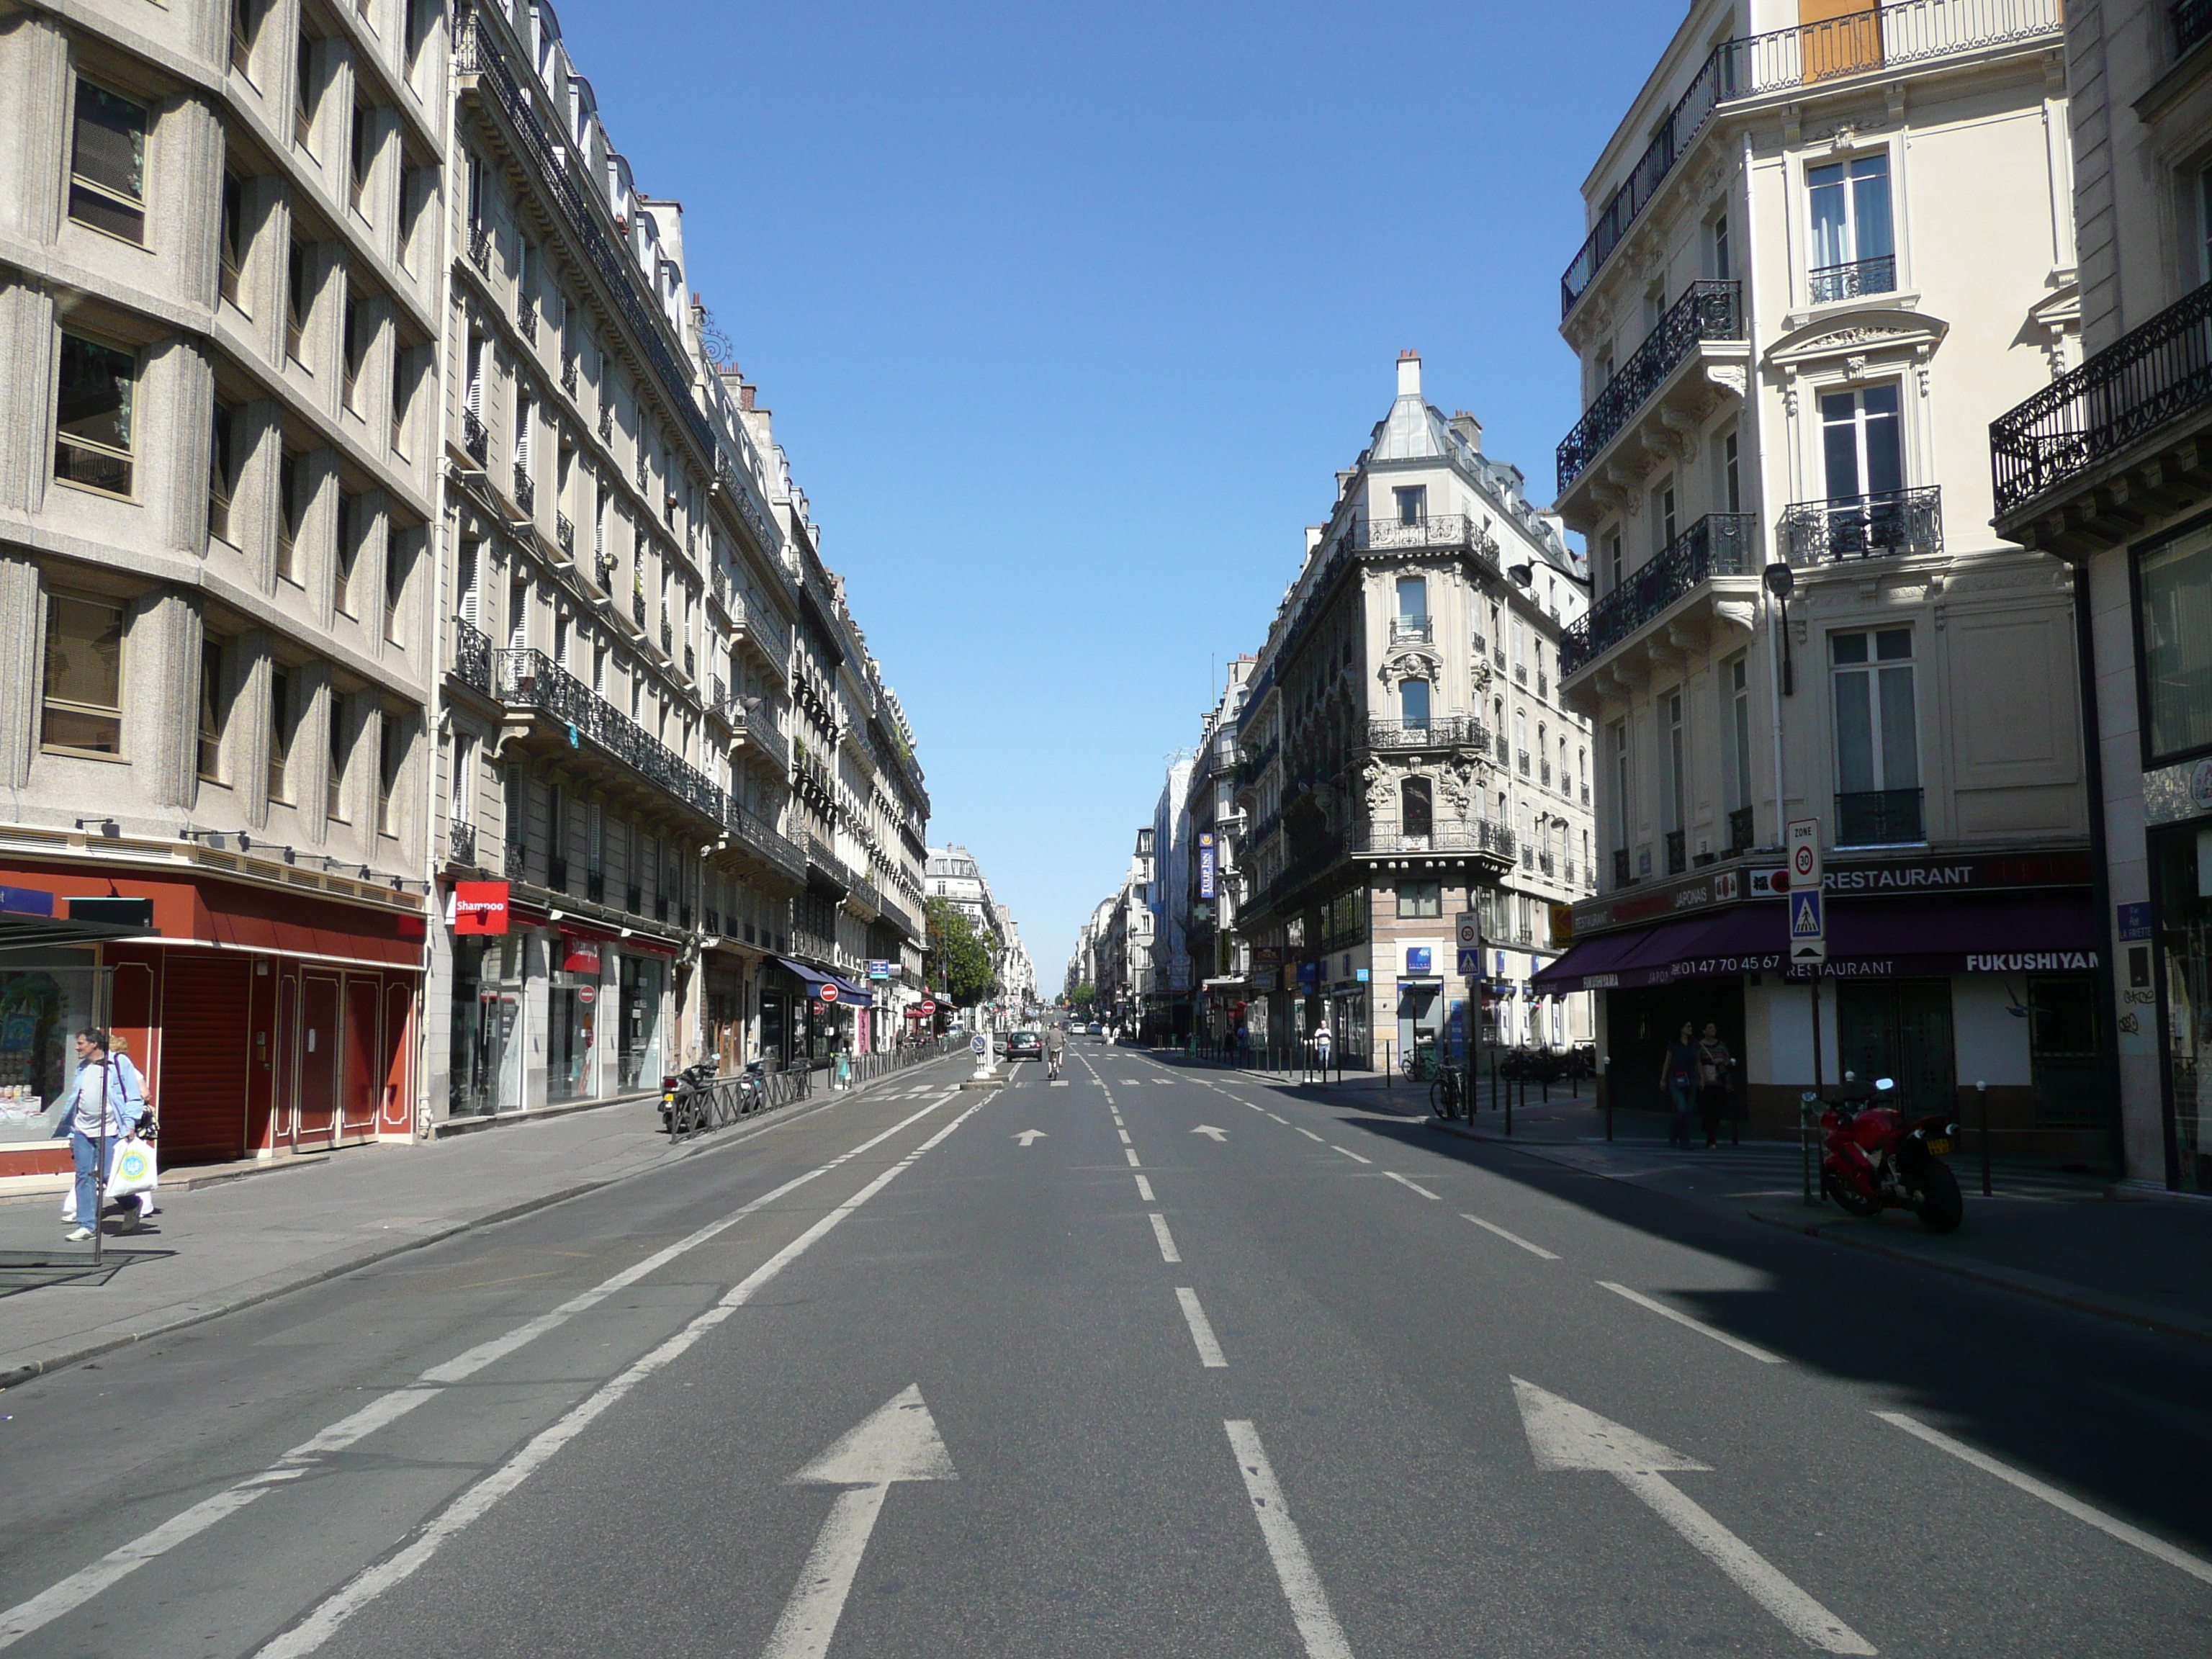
[49, 1028, 146, 1241]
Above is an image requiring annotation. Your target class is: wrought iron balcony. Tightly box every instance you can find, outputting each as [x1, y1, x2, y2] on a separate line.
[556, 513, 574, 557]
[448, 819, 477, 866]
[1349, 819, 1516, 861]
[1727, 805, 1755, 855]
[1782, 487, 1942, 566]
[505, 835, 527, 880]
[631, 590, 647, 629]
[1389, 615, 1434, 645]
[1563, 513, 1756, 678]
[462, 408, 488, 465]
[595, 552, 618, 590]
[598, 405, 613, 443]
[659, 619, 673, 653]
[517, 305, 536, 346]
[1557, 282, 1743, 493]
[452, 617, 492, 695]
[1364, 715, 1489, 751]
[467, 221, 490, 271]
[1992, 276, 2212, 521]
[1808, 254, 1896, 306]
[1352, 514, 1499, 557]
[561, 354, 578, 397]
[1836, 788, 1925, 847]
[513, 464, 534, 514]
[2183, 0, 2212, 54]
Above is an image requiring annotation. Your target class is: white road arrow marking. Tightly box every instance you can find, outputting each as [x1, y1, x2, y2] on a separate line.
[763, 1386, 957, 1659]
[1012, 1129, 1047, 1146]
[1192, 1124, 1228, 1141]
[1511, 1378, 1874, 1655]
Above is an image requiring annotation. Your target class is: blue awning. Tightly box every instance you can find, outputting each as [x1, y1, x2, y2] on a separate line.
[774, 957, 835, 989]
[825, 974, 874, 1007]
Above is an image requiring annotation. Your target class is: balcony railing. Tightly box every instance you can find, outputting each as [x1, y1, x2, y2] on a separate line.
[1564, 513, 1756, 677]
[462, 408, 488, 465]
[1364, 715, 1489, 751]
[2182, 0, 2212, 54]
[1808, 253, 1897, 305]
[1560, 1, 2063, 318]
[1352, 514, 1499, 557]
[452, 616, 492, 695]
[448, 820, 477, 866]
[1781, 487, 1942, 566]
[556, 513, 574, 557]
[1836, 787, 1925, 846]
[1350, 819, 1516, 860]
[513, 464, 534, 514]
[1389, 615, 1434, 645]
[1992, 278, 2212, 517]
[491, 647, 806, 883]
[561, 354, 578, 397]
[467, 221, 490, 271]
[1727, 805, 1755, 854]
[1557, 282, 1743, 492]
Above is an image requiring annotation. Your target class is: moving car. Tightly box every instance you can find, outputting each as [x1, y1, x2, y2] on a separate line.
[1087, 1022, 1104, 1036]
[1003, 1030, 1043, 1060]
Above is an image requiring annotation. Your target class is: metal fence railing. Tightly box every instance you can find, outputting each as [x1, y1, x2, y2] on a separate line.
[667, 1037, 963, 1142]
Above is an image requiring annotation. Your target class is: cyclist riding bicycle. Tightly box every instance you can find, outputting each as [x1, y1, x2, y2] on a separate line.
[1043, 1022, 1066, 1081]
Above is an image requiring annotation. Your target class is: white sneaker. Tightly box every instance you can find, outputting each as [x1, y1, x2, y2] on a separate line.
[63, 1226, 93, 1243]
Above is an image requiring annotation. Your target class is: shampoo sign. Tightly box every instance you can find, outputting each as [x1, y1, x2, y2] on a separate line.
[454, 881, 510, 935]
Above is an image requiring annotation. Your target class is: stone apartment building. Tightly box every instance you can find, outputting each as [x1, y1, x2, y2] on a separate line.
[1235, 352, 1596, 1070]
[1989, 0, 2212, 1191]
[1184, 657, 1256, 1045]
[0, 0, 930, 1173]
[1539, 0, 2105, 1150]
[0, 0, 449, 1179]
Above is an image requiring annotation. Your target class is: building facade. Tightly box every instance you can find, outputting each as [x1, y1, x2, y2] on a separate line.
[1541, 0, 2104, 1148]
[1235, 353, 1596, 1071]
[0, 0, 449, 1178]
[1990, 0, 2212, 1190]
[1185, 658, 1256, 1045]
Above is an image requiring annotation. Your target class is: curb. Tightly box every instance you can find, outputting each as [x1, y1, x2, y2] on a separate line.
[1743, 1208, 2212, 1347]
[0, 1053, 966, 1393]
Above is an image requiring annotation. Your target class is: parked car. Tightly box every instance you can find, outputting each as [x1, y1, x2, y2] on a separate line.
[1087, 1022, 1104, 1036]
[1004, 1030, 1043, 1060]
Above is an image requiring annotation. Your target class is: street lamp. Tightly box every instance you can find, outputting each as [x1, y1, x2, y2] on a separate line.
[1763, 559, 1797, 696]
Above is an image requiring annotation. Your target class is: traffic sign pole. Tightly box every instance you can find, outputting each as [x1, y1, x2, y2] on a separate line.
[1455, 912, 1482, 1120]
[1787, 817, 1825, 1206]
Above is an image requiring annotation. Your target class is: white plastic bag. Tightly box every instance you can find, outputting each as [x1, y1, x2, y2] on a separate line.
[104, 1135, 157, 1199]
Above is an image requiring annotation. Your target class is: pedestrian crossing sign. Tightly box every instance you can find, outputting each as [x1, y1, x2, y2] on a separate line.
[1789, 889, 1827, 963]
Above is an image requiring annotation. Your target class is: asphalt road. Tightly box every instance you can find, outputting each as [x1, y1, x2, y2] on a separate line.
[2, 1042, 2208, 1657]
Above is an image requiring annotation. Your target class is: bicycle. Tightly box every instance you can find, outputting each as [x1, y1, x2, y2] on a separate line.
[1430, 1066, 1465, 1120]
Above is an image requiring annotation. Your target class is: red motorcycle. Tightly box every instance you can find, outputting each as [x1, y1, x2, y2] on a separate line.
[1808, 1075, 1964, 1233]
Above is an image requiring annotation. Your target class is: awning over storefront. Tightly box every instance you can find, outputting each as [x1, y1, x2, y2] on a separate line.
[824, 974, 873, 1007]
[775, 957, 835, 990]
[1535, 893, 2100, 992]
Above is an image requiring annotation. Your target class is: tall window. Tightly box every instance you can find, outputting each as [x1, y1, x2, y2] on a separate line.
[198, 639, 225, 781]
[1604, 529, 1623, 595]
[70, 81, 148, 243]
[1395, 575, 1426, 621]
[1393, 485, 1426, 525]
[326, 693, 350, 821]
[208, 400, 236, 541]
[268, 666, 295, 801]
[457, 536, 480, 625]
[385, 529, 410, 641]
[287, 239, 308, 361]
[1721, 429, 1740, 515]
[509, 577, 529, 651]
[335, 493, 360, 614]
[390, 346, 410, 453]
[1401, 777, 1433, 840]
[277, 452, 301, 581]
[1822, 385, 1902, 501]
[341, 293, 364, 409]
[379, 717, 403, 835]
[220, 171, 246, 304]
[42, 594, 124, 755]
[54, 333, 136, 496]
[1654, 476, 1678, 552]
[1831, 629, 1920, 831]
[349, 102, 371, 212]
[294, 33, 317, 148]
[1709, 209, 1731, 282]
[1399, 678, 1429, 730]
[1664, 691, 1685, 834]
[2139, 529, 2212, 763]
[230, 0, 262, 75]
[1611, 721, 1631, 854]
[1808, 153, 1893, 300]
[451, 732, 476, 824]
[1724, 655, 1753, 813]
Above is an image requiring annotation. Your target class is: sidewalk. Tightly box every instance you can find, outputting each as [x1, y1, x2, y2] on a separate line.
[0, 1055, 966, 1390]
[1156, 1051, 2212, 1345]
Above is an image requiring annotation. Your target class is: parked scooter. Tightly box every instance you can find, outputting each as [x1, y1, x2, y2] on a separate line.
[1807, 1074, 1964, 1233]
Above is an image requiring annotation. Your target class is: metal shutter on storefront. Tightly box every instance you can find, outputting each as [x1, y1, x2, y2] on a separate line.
[157, 957, 252, 1164]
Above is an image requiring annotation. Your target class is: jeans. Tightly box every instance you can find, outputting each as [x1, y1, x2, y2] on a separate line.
[69, 1130, 104, 1233]
[1668, 1082, 1696, 1148]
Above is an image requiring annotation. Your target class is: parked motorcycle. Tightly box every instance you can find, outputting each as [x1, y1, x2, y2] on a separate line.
[1808, 1075, 1964, 1233]
[660, 1058, 720, 1133]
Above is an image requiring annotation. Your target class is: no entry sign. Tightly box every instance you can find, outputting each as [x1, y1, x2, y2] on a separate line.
[819, 983, 840, 1004]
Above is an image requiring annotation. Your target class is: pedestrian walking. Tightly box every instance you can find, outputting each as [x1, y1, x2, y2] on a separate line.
[49, 1028, 146, 1242]
[1659, 1022, 1699, 1150]
[1311, 1020, 1333, 1073]
[1696, 1022, 1736, 1148]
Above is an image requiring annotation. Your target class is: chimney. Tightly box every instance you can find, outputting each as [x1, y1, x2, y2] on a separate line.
[1305, 526, 1323, 554]
[1336, 469, 1356, 501]
[1396, 349, 1421, 397]
[1449, 410, 1483, 451]
[739, 384, 756, 411]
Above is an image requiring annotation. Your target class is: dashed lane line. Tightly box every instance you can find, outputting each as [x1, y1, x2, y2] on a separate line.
[1134, 1175, 1156, 1201]
[1295, 1128, 1323, 1141]
[1330, 1146, 1373, 1166]
[1384, 1172, 1442, 1201]
[1148, 1214, 1182, 1264]
[1461, 1215, 1560, 1260]
[1598, 1282, 1786, 1364]
[1176, 1287, 1229, 1368]
[1124, 1148, 1142, 1168]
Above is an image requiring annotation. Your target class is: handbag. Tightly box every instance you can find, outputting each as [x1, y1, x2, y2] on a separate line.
[105, 1135, 158, 1200]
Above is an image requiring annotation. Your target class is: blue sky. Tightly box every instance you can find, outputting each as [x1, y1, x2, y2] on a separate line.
[556, 0, 1683, 988]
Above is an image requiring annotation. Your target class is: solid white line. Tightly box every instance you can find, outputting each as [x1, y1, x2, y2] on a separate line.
[1618, 1471, 1873, 1653]
[1148, 1213, 1182, 1263]
[1598, 1282, 1785, 1364]
[1176, 1287, 1228, 1367]
[1125, 1148, 1142, 1167]
[1134, 1174, 1155, 1201]
[1460, 1214, 1560, 1260]
[253, 1102, 989, 1659]
[1330, 1146, 1372, 1165]
[1874, 1411, 2212, 1586]
[0, 1093, 961, 1652]
[1296, 1128, 1323, 1141]
[1118, 1129, 1132, 1145]
[1223, 1421, 1356, 1659]
[760, 1485, 889, 1659]
[1384, 1172, 1441, 1200]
